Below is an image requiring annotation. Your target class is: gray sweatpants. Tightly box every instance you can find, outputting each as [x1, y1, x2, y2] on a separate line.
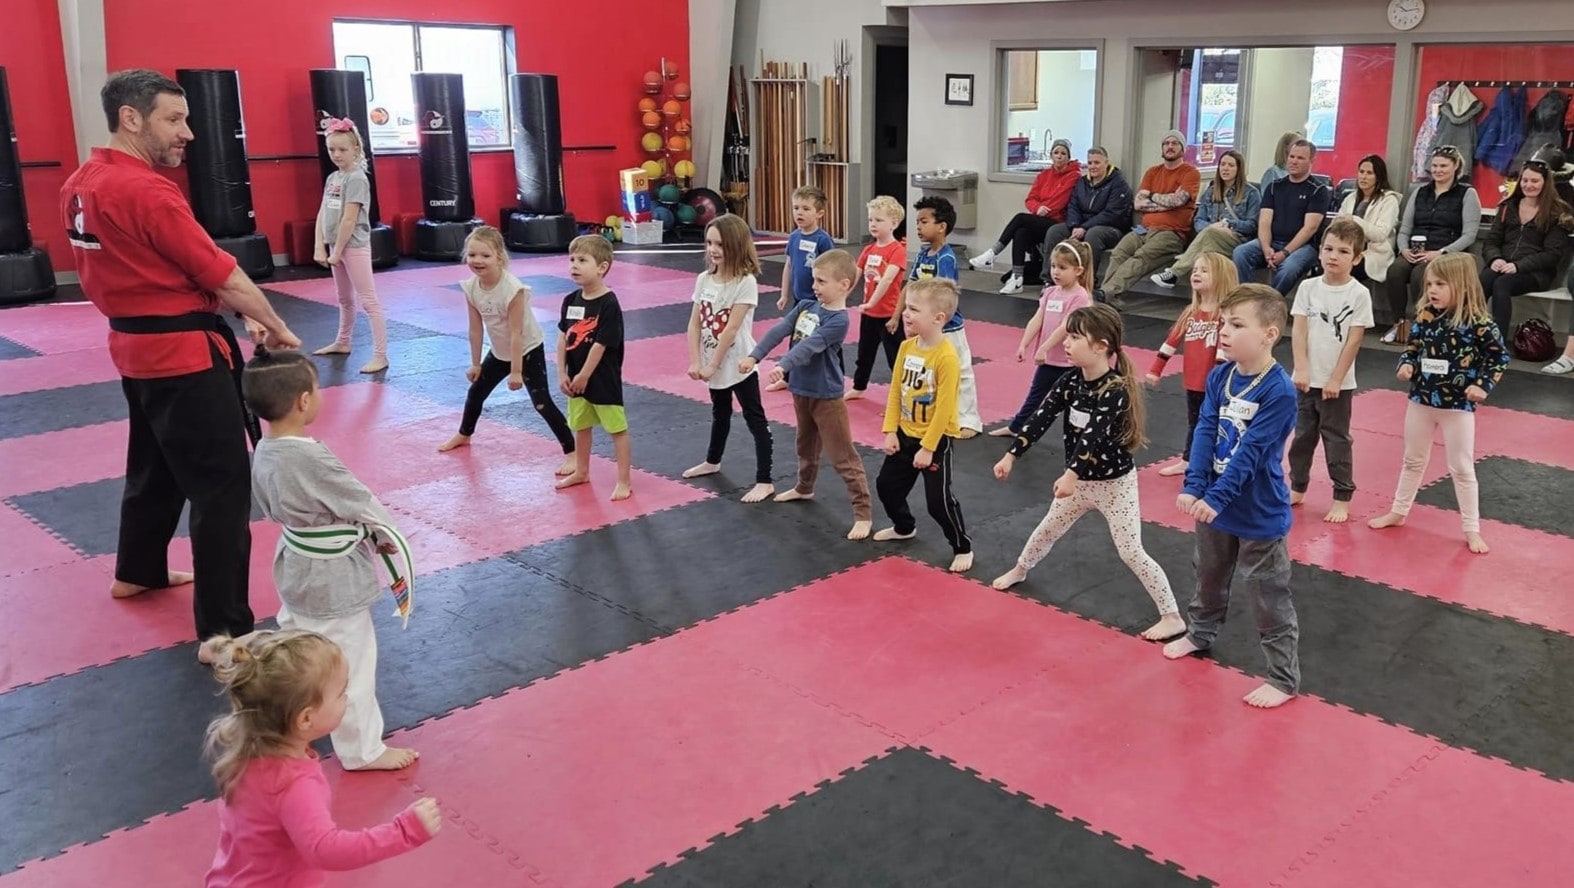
[1288, 388, 1355, 502]
[1184, 522, 1300, 694]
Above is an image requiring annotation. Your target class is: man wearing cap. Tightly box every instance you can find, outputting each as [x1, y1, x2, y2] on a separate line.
[1233, 139, 1331, 296]
[1098, 130, 1201, 307]
[969, 138, 1082, 294]
[60, 69, 300, 657]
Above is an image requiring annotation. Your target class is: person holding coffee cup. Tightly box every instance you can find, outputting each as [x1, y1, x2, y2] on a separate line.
[1383, 145, 1480, 343]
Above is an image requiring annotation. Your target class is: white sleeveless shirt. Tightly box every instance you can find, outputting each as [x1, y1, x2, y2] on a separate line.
[462, 270, 544, 359]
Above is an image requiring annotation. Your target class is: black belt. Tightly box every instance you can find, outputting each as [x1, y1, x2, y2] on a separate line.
[109, 311, 262, 445]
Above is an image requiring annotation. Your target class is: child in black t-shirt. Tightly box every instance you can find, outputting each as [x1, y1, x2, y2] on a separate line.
[556, 235, 632, 501]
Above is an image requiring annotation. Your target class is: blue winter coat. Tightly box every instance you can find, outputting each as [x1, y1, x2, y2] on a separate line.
[1475, 86, 1527, 175]
[1065, 168, 1134, 232]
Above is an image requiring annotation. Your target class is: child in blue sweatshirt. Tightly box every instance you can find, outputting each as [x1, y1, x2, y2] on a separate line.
[1163, 283, 1301, 710]
[909, 196, 983, 437]
[742, 249, 873, 541]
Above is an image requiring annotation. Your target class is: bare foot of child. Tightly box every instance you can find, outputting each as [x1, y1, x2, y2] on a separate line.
[354, 747, 420, 770]
[847, 520, 872, 541]
[1243, 684, 1295, 708]
[766, 379, 788, 392]
[948, 552, 974, 573]
[1289, 490, 1305, 506]
[610, 482, 633, 502]
[555, 472, 590, 490]
[1323, 502, 1350, 524]
[682, 461, 722, 478]
[111, 569, 194, 600]
[844, 388, 865, 400]
[1465, 531, 1490, 554]
[1162, 636, 1203, 660]
[991, 565, 1027, 590]
[773, 489, 813, 503]
[957, 429, 980, 440]
[740, 483, 774, 504]
[1367, 511, 1406, 530]
[1141, 613, 1188, 641]
[359, 358, 389, 374]
[437, 434, 471, 453]
[1158, 462, 1187, 477]
[872, 527, 916, 542]
[313, 343, 351, 356]
[555, 455, 578, 476]
[197, 636, 224, 665]
[986, 427, 1015, 437]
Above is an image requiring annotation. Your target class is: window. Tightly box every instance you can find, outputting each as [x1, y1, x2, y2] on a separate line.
[1309, 47, 1344, 149]
[998, 48, 1098, 173]
[332, 20, 513, 153]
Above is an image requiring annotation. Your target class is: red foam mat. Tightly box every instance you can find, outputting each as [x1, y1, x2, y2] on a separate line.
[0, 502, 81, 576]
[0, 347, 120, 396]
[1352, 387, 1574, 470]
[0, 422, 129, 498]
[0, 302, 111, 355]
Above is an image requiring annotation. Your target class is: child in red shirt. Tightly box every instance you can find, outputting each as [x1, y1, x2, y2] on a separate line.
[1145, 252, 1236, 476]
[847, 195, 908, 399]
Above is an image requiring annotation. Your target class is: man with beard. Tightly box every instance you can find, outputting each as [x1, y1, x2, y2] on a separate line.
[1098, 131, 1201, 308]
[60, 69, 299, 658]
[1233, 139, 1332, 296]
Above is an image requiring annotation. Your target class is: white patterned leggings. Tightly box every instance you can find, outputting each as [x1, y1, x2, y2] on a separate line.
[1014, 472, 1178, 616]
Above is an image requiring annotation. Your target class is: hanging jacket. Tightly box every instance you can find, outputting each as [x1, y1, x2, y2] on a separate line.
[1024, 160, 1083, 222]
[1432, 84, 1484, 176]
[1065, 167, 1134, 232]
[1412, 85, 1450, 182]
[1480, 198, 1574, 287]
[1512, 90, 1571, 173]
[1475, 86, 1527, 175]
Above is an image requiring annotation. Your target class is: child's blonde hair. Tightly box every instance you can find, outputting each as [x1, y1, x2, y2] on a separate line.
[463, 225, 509, 267]
[866, 195, 905, 223]
[202, 630, 344, 800]
[1171, 252, 1238, 339]
[1063, 304, 1146, 451]
[811, 249, 860, 288]
[705, 213, 759, 279]
[1420, 253, 1490, 327]
[1048, 239, 1095, 294]
[324, 120, 367, 172]
[906, 277, 960, 321]
[569, 234, 614, 270]
[1221, 283, 1288, 334]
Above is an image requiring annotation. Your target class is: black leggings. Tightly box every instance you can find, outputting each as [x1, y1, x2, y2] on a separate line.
[459, 346, 575, 452]
[876, 431, 970, 554]
[993, 212, 1057, 273]
[1384, 257, 1431, 324]
[706, 372, 773, 483]
[1482, 267, 1551, 333]
[851, 311, 903, 390]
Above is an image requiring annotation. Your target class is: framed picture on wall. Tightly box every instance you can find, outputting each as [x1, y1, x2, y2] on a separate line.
[945, 73, 974, 106]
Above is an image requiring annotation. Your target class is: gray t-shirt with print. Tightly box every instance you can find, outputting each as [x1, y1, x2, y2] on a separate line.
[320, 169, 372, 249]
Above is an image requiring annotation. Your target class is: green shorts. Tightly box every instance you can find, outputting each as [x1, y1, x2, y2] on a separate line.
[567, 398, 628, 434]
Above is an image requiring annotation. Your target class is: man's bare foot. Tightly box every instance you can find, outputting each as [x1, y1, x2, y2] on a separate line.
[847, 520, 872, 541]
[949, 552, 975, 573]
[1465, 531, 1490, 554]
[1323, 501, 1350, 524]
[1289, 490, 1306, 506]
[555, 455, 578, 476]
[610, 482, 633, 501]
[1141, 613, 1188, 641]
[1367, 511, 1406, 530]
[1158, 462, 1187, 477]
[555, 472, 590, 490]
[741, 483, 774, 503]
[844, 388, 865, 400]
[773, 489, 813, 503]
[987, 427, 1015, 437]
[352, 747, 420, 771]
[957, 428, 980, 440]
[359, 358, 389, 374]
[437, 434, 471, 453]
[313, 343, 351, 356]
[873, 527, 916, 542]
[111, 570, 194, 600]
[682, 461, 722, 478]
[1244, 684, 1295, 708]
[1162, 636, 1203, 660]
[991, 565, 1027, 590]
[766, 379, 788, 392]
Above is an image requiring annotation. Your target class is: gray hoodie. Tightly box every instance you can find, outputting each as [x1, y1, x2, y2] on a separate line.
[1432, 84, 1484, 176]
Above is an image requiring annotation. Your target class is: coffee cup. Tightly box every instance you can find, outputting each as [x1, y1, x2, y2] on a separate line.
[1410, 235, 1428, 252]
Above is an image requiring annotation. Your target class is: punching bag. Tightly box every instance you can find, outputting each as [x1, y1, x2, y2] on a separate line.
[510, 74, 566, 215]
[413, 73, 475, 221]
[0, 66, 31, 253]
[309, 68, 382, 224]
[175, 69, 256, 239]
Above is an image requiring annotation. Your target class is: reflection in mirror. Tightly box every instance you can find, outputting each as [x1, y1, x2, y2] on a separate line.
[999, 49, 1098, 172]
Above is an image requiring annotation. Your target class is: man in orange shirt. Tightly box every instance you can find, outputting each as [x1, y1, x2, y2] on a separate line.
[61, 69, 299, 654]
[1099, 131, 1201, 308]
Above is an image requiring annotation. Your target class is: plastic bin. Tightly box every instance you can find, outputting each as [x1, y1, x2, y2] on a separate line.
[910, 169, 979, 230]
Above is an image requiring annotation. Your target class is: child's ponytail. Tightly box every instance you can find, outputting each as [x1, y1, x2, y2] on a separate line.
[1114, 348, 1148, 452]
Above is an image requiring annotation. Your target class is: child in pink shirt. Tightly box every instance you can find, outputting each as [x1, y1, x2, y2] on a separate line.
[990, 239, 1095, 437]
[202, 629, 441, 887]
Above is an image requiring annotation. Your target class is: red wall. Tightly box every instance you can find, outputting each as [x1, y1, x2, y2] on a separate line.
[3, 0, 81, 271]
[1416, 44, 1574, 207]
[103, 0, 689, 253]
[1322, 46, 1395, 186]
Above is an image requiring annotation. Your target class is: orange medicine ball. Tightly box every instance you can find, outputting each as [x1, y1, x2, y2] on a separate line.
[641, 111, 662, 130]
[662, 100, 681, 118]
[673, 82, 691, 100]
[666, 134, 685, 152]
[638, 97, 658, 113]
[643, 71, 663, 94]
[674, 118, 692, 134]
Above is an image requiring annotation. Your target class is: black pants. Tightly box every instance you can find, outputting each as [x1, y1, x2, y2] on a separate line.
[851, 311, 903, 390]
[706, 373, 773, 483]
[876, 431, 971, 554]
[1385, 257, 1431, 324]
[1040, 222, 1125, 280]
[118, 349, 254, 641]
[1183, 388, 1206, 460]
[1481, 267, 1550, 333]
[1288, 388, 1355, 501]
[993, 213, 1057, 273]
[459, 346, 575, 452]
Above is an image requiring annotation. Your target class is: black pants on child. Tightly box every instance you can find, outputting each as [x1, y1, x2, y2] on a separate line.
[1183, 389, 1206, 458]
[851, 311, 903, 391]
[1287, 388, 1354, 501]
[876, 431, 971, 554]
[706, 373, 773, 483]
[459, 346, 575, 452]
[1007, 363, 1071, 434]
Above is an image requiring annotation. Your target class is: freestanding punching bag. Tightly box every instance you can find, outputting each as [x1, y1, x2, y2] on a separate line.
[411, 72, 481, 261]
[503, 73, 576, 252]
[309, 68, 397, 268]
[175, 69, 272, 280]
[0, 67, 55, 305]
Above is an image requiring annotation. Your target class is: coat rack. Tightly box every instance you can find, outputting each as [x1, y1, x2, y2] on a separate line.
[1436, 80, 1574, 90]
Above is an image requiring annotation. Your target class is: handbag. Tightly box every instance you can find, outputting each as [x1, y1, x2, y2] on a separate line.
[1511, 318, 1558, 362]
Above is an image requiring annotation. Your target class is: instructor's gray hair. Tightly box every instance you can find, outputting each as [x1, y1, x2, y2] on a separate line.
[101, 69, 184, 132]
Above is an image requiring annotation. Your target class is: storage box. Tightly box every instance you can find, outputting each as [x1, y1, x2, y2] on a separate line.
[619, 168, 652, 222]
[622, 220, 664, 245]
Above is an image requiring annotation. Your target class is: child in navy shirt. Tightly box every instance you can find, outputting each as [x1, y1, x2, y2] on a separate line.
[908, 196, 982, 437]
[772, 185, 838, 392]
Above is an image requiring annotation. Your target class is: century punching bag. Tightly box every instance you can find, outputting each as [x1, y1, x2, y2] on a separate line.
[504, 73, 575, 251]
[0, 66, 56, 305]
[308, 68, 396, 268]
[411, 72, 481, 260]
[176, 69, 272, 279]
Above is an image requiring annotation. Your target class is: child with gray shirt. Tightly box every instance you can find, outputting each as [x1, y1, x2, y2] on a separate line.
[312, 119, 388, 374]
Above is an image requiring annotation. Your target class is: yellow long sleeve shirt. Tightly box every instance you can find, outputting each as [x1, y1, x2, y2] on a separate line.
[883, 337, 961, 451]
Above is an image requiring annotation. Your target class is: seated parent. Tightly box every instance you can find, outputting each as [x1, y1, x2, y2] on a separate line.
[1480, 157, 1573, 333]
[1383, 145, 1481, 343]
[1151, 149, 1260, 288]
[1233, 139, 1331, 296]
[1260, 130, 1301, 191]
[1099, 130, 1201, 306]
[1036, 147, 1133, 280]
[1336, 154, 1401, 298]
[971, 138, 1082, 294]
[1542, 266, 1574, 375]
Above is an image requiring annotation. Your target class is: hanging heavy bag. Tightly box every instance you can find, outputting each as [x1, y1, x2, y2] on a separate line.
[1511, 318, 1558, 362]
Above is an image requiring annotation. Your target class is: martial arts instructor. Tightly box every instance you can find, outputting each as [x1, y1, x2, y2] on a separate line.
[61, 69, 299, 658]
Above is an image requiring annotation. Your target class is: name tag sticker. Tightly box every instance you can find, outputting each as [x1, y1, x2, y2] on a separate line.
[1222, 397, 1260, 422]
[1421, 358, 1449, 376]
[798, 240, 817, 254]
[1045, 299, 1064, 313]
[1068, 407, 1092, 429]
[867, 255, 883, 268]
[794, 313, 820, 338]
[565, 306, 586, 321]
[903, 354, 927, 374]
[325, 198, 342, 210]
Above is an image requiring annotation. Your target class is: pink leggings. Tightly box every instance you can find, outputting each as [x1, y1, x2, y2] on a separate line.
[1388, 401, 1480, 532]
[330, 246, 387, 357]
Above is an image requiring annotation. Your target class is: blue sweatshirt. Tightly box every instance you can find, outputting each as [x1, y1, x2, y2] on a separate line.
[751, 300, 850, 399]
[1184, 361, 1298, 541]
[909, 243, 964, 332]
[787, 228, 837, 302]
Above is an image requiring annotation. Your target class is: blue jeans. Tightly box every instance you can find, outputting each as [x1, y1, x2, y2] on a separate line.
[1233, 240, 1319, 295]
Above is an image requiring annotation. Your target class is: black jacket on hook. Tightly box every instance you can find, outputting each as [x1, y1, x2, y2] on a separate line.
[1512, 90, 1570, 173]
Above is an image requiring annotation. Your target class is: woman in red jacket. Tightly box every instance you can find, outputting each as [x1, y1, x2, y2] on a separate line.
[970, 138, 1082, 294]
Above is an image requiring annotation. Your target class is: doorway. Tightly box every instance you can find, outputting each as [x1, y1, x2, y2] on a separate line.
[869, 32, 908, 239]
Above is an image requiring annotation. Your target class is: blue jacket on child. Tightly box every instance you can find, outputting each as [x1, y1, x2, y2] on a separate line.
[1184, 361, 1298, 541]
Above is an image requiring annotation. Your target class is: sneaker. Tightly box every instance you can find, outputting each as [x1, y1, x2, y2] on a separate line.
[999, 274, 1024, 295]
[969, 249, 997, 270]
[1542, 356, 1574, 375]
[1092, 288, 1106, 304]
[1150, 270, 1178, 288]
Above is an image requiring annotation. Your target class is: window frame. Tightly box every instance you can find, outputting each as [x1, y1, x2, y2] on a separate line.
[989, 39, 1104, 185]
